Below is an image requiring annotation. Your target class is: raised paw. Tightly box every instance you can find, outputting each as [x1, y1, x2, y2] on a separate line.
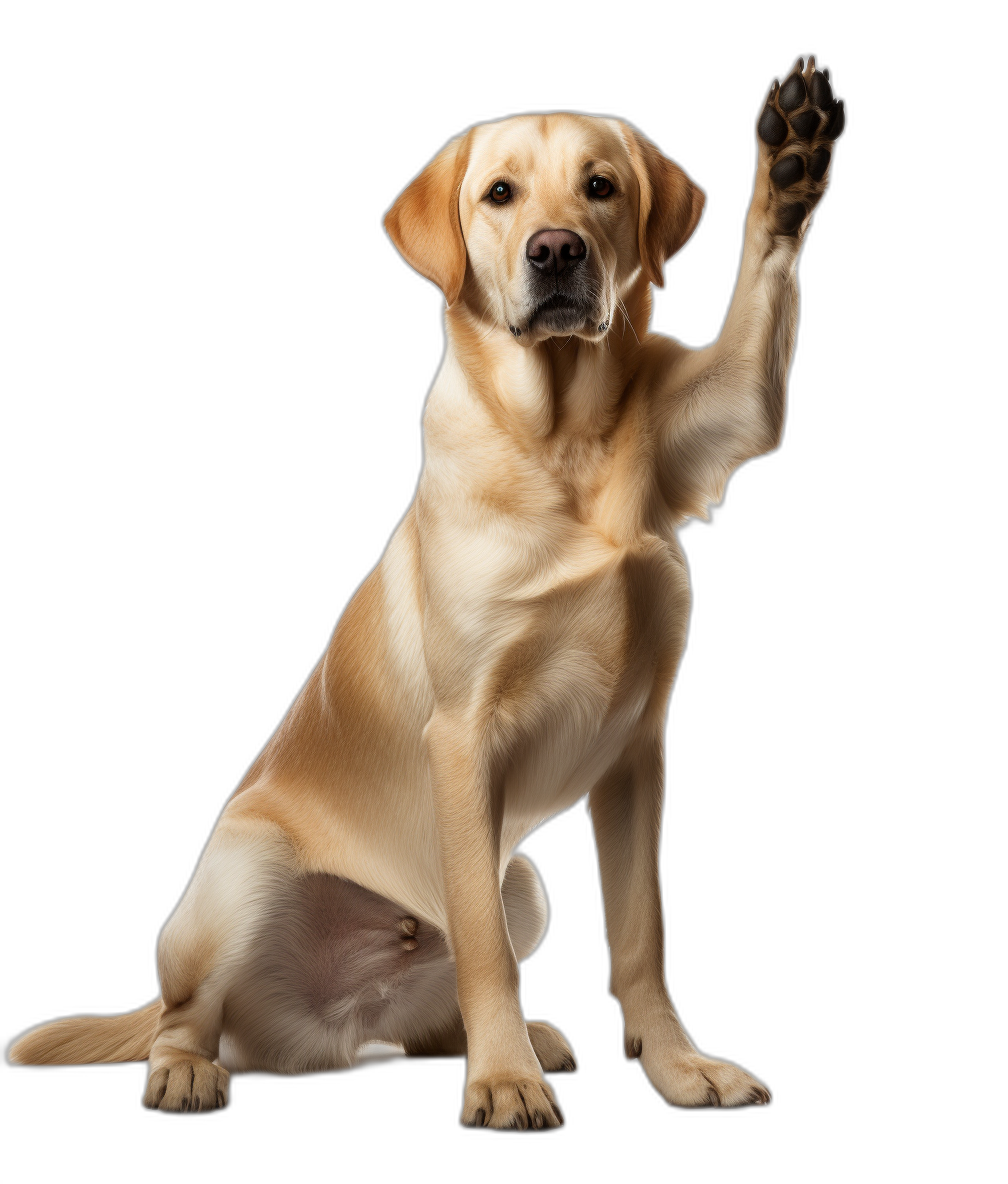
[462, 1075, 563, 1130]
[143, 1053, 229, 1112]
[757, 55, 844, 236]
[526, 1021, 576, 1072]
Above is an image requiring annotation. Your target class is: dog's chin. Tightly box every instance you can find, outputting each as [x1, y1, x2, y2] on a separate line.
[521, 294, 594, 340]
[539, 308, 589, 336]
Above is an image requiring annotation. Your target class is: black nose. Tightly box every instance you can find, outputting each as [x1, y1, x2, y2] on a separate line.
[526, 228, 586, 274]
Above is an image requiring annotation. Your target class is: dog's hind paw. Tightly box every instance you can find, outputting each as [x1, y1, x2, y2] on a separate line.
[526, 1021, 576, 1072]
[757, 55, 844, 236]
[143, 1054, 229, 1112]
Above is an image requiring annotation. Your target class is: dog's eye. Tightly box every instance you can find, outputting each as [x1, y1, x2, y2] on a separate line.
[588, 176, 614, 199]
[489, 181, 512, 204]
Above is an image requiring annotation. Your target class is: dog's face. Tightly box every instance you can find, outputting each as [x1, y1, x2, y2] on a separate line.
[459, 116, 641, 341]
[385, 113, 704, 344]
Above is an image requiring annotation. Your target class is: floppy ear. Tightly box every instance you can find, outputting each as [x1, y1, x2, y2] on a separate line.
[622, 124, 705, 288]
[384, 133, 471, 306]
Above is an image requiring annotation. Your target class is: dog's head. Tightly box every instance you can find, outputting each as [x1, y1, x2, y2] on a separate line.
[385, 114, 704, 344]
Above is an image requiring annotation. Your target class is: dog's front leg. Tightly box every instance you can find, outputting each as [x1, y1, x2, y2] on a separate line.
[590, 730, 771, 1107]
[426, 710, 563, 1130]
[653, 57, 843, 518]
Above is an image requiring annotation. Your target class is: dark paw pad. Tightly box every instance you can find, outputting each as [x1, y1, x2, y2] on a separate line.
[777, 202, 807, 235]
[758, 104, 788, 146]
[769, 154, 805, 188]
[808, 146, 831, 181]
[823, 99, 845, 140]
[789, 109, 821, 140]
[778, 72, 807, 112]
[810, 69, 833, 109]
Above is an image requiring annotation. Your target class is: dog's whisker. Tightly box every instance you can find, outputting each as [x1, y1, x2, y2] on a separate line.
[617, 298, 641, 347]
[474, 310, 497, 343]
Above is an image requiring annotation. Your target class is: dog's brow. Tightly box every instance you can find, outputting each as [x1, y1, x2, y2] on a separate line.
[581, 151, 624, 175]
[474, 153, 526, 188]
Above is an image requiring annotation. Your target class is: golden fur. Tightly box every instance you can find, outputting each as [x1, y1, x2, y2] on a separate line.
[10, 58, 841, 1128]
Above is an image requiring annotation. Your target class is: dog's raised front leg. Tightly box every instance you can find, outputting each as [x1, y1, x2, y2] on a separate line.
[652, 56, 844, 520]
[425, 711, 563, 1129]
[590, 728, 771, 1107]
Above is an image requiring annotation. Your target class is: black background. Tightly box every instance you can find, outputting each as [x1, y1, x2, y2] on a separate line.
[3, 23, 881, 1169]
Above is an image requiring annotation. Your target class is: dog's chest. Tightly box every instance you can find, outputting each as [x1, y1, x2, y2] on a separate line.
[552, 520, 685, 679]
[489, 507, 688, 822]
[421, 371, 688, 805]
[534, 436, 686, 672]
[473, 407, 686, 804]
[439, 415, 687, 704]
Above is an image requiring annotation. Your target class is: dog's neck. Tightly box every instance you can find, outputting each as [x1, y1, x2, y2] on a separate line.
[444, 280, 652, 449]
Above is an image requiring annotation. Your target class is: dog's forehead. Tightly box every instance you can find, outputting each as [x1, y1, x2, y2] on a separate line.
[467, 114, 629, 182]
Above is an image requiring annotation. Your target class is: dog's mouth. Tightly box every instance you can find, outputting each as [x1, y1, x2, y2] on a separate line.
[524, 292, 594, 335]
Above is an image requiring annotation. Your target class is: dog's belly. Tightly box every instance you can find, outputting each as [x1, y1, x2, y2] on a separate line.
[219, 873, 458, 1073]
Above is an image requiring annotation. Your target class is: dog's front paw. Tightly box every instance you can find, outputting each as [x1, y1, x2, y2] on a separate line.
[462, 1074, 563, 1130]
[642, 1051, 770, 1107]
[626, 1019, 770, 1108]
[757, 55, 845, 236]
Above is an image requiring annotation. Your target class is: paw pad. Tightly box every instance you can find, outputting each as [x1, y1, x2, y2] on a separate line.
[757, 104, 788, 147]
[810, 69, 833, 109]
[769, 154, 804, 188]
[824, 101, 845, 139]
[777, 203, 808, 235]
[778, 72, 807, 112]
[789, 109, 820, 140]
[808, 147, 831, 182]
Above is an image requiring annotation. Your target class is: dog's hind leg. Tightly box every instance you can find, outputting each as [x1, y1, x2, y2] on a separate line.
[143, 814, 296, 1111]
[400, 855, 576, 1072]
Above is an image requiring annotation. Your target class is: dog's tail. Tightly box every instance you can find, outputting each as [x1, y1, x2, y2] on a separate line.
[8, 999, 162, 1065]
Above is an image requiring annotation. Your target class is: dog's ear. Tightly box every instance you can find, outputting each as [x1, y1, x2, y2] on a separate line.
[622, 124, 705, 288]
[384, 133, 472, 306]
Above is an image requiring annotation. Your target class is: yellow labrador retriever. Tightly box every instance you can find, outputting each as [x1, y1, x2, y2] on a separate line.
[11, 56, 843, 1128]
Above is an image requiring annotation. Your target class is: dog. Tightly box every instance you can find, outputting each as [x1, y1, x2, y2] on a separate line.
[10, 56, 843, 1129]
